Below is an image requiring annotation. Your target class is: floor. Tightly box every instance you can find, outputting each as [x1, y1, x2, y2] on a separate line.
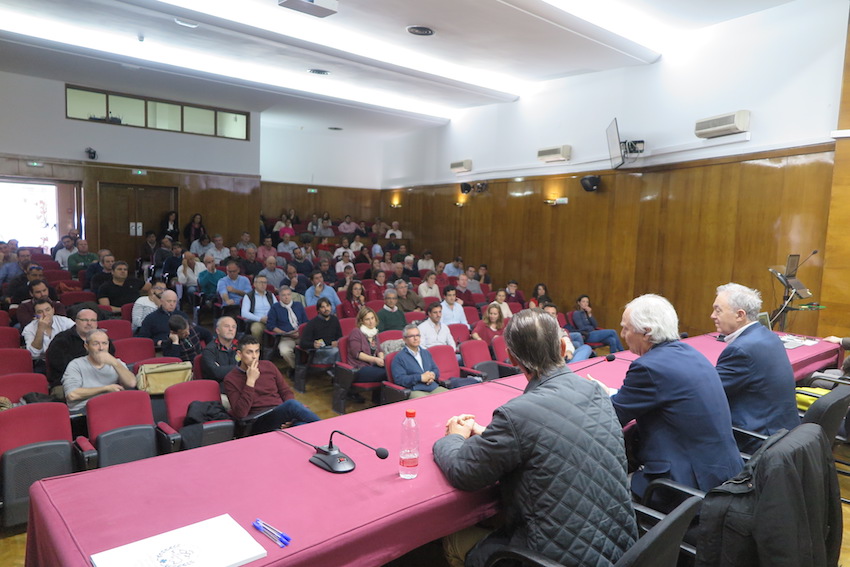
[4, 354, 850, 566]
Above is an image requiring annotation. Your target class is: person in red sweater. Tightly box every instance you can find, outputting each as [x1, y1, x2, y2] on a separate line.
[223, 335, 319, 434]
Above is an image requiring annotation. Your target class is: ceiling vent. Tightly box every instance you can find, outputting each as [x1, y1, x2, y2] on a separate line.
[695, 110, 750, 139]
[537, 145, 571, 162]
[450, 159, 472, 173]
[278, 0, 338, 18]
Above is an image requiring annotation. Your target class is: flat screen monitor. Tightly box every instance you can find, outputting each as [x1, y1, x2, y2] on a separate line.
[606, 118, 625, 169]
[784, 253, 800, 277]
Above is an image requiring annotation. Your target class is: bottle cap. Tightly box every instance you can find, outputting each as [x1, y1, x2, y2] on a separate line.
[405, 409, 416, 418]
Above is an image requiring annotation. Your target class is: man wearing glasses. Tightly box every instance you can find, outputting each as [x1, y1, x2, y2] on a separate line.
[390, 324, 449, 399]
[45, 308, 115, 400]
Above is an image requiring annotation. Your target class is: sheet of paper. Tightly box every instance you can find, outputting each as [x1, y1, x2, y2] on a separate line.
[90, 514, 267, 567]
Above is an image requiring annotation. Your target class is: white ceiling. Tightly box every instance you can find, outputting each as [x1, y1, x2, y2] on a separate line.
[0, 0, 793, 137]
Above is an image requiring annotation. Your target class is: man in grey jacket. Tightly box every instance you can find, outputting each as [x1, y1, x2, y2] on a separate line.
[433, 309, 637, 567]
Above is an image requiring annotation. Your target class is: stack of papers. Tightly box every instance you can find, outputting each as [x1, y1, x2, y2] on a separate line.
[90, 514, 267, 567]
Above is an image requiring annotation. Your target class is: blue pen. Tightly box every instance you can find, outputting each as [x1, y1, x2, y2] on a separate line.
[253, 519, 292, 547]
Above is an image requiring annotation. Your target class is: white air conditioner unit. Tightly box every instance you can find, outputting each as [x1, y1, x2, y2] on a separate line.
[278, 0, 338, 18]
[450, 159, 472, 173]
[695, 110, 750, 139]
[537, 145, 571, 162]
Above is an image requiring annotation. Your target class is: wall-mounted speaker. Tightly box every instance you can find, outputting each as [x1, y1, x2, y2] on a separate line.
[460, 182, 473, 194]
[580, 175, 600, 192]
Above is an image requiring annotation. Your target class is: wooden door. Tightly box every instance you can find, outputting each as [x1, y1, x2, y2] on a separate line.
[98, 183, 176, 265]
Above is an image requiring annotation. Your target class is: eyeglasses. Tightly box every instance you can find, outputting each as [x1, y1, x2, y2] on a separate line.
[405, 334, 421, 339]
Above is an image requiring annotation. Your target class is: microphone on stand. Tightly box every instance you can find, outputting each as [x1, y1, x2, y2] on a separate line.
[791, 249, 818, 276]
[577, 354, 616, 372]
[279, 429, 388, 473]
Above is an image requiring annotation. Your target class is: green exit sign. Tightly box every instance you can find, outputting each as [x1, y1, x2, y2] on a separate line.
[307, 188, 318, 194]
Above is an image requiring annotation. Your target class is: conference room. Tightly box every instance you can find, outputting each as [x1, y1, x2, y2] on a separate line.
[2, 0, 850, 565]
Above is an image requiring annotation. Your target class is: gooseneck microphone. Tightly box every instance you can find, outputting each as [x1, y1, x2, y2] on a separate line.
[577, 354, 615, 371]
[278, 429, 388, 474]
[792, 249, 818, 276]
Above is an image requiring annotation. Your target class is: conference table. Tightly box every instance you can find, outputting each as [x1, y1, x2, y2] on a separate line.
[25, 333, 841, 567]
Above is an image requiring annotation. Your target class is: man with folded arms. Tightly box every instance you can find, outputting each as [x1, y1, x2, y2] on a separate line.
[267, 287, 308, 371]
[224, 335, 320, 434]
[710, 282, 800, 452]
[434, 309, 637, 567]
[63, 329, 136, 413]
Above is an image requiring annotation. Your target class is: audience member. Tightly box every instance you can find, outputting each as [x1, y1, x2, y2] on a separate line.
[235, 231, 256, 251]
[183, 213, 207, 245]
[307, 213, 321, 234]
[139, 231, 158, 269]
[386, 221, 403, 239]
[418, 271, 442, 301]
[434, 262, 449, 288]
[463, 267, 482, 294]
[316, 219, 335, 237]
[176, 251, 203, 298]
[455, 274, 476, 307]
[23, 298, 75, 373]
[572, 294, 624, 353]
[208, 235, 229, 264]
[15, 279, 65, 326]
[278, 220, 296, 239]
[257, 236, 277, 264]
[710, 283, 800, 452]
[277, 233, 298, 257]
[222, 246, 242, 267]
[475, 264, 491, 284]
[504, 280, 525, 306]
[440, 286, 469, 328]
[282, 263, 309, 296]
[370, 235, 383, 259]
[63, 329, 136, 414]
[541, 303, 591, 363]
[291, 248, 314, 275]
[198, 254, 225, 297]
[365, 258, 383, 280]
[152, 237, 173, 277]
[335, 251, 354, 274]
[161, 241, 184, 282]
[305, 271, 341, 309]
[392, 245, 409, 264]
[67, 239, 98, 276]
[472, 304, 505, 346]
[444, 256, 464, 278]
[354, 222, 370, 238]
[346, 307, 387, 384]
[258, 255, 285, 290]
[160, 210, 180, 241]
[385, 234, 400, 252]
[402, 255, 418, 278]
[350, 234, 365, 253]
[54, 235, 77, 270]
[372, 217, 390, 236]
[391, 324, 449, 398]
[190, 234, 213, 258]
[97, 261, 147, 314]
[216, 261, 252, 317]
[299, 297, 342, 365]
[161, 314, 213, 362]
[527, 283, 551, 308]
[46, 309, 114, 399]
[0, 247, 30, 286]
[240, 246, 263, 277]
[9, 264, 48, 305]
[418, 250, 435, 272]
[380, 252, 395, 272]
[340, 280, 367, 319]
[132, 279, 166, 332]
[200, 316, 239, 383]
[434, 309, 636, 567]
[272, 213, 288, 235]
[395, 280, 424, 313]
[337, 215, 358, 234]
[241, 274, 277, 340]
[137, 290, 189, 348]
[318, 257, 338, 284]
[419, 302, 456, 351]
[266, 287, 308, 370]
[607, 294, 742, 501]
[377, 289, 405, 332]
[88, 253, 114, 293]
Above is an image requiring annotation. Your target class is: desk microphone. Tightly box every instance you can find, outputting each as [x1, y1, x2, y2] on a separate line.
[577, 354, 616, 371]
[278, 429, 388, 474]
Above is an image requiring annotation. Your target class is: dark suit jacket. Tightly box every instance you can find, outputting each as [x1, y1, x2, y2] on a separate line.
[391, 347, 440, 392]
[266, 301, 308, 333]
[612, 341, 742, 499]
[716, 323, 800, 452]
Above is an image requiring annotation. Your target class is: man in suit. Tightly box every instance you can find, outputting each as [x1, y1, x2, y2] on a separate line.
[266, 286, 308, 370]
[711, 283, 800, 452]
[605, 294, 742, 503]
[390, 324, 449, 399]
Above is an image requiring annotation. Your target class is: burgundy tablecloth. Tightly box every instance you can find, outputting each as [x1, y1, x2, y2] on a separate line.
[26, 382, 520, 567]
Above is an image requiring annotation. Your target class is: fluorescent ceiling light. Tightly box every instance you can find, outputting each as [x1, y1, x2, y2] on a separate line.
[153, 0, 531, 96]
[538, 0, 674, 53]
[0, 7, 457, 119]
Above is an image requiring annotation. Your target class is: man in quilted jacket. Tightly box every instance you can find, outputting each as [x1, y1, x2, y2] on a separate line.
[434, 308, 637, 567]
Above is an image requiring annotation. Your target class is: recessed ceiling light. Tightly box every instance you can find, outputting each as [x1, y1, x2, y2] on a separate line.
[328, 126, 343, 131]
[406, 25, 434, 36]
[308, 68, 330, 75]
[173, 17, 199, 29]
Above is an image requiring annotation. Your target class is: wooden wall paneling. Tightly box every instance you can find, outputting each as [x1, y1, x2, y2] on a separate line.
[261, 182, 381, 231]
[820, 139, 850, 337]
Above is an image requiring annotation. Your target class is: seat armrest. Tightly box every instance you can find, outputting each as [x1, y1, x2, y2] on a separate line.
[235, 407, 275, 437]
[459, 365, 484, 378]
[381, 381, 411, 405]
[74, 436, 98, 470]
[483, 545, 563, 567]
[732, 425, 768, 443]
[156, 422, 182, 453]
[642, 478, 705, 507]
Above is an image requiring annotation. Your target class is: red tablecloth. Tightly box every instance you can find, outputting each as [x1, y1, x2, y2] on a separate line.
[26, 382, 520, 567]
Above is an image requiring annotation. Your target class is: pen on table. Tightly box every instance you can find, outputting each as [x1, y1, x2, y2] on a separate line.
[253, 518, 291, 547]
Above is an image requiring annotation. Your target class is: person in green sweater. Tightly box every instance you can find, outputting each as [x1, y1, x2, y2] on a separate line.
[377, 288, 406, 332]
[67, 240, 98, 278]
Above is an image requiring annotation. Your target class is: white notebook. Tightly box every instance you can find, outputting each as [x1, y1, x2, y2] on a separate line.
[90, 514, 267, 567]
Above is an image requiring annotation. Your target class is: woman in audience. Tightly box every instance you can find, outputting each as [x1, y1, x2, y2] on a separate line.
[287, 208, 300, 225]
[572, 294, 624, 352]
[418, 271, 441, 301]
[365, 258, 383, 280]
[434, 262, 450, 288]
[369, 270, 389, 301]
[272, 212, 288, 234]
[321, 211, 332, 222]
[350, 235, 364, 253]
[527, 283, 552, 309]
[380, 251, 395, 272]
[472, 304, 505, 346]
[335, 251, 354, 274]
[183, 213, 206, 245]
[341, 280, 367, 319]
[489, 289, 512, 319]
[278, 220, 296, 239]
[347, 307, 386, 383]
[333, 237, 353, 260]
[159, 210, 179, 241]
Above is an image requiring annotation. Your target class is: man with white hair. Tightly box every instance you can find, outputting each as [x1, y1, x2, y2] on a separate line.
[63, 329, 136, 413]
[710, 282, 799, 451]
[605, 294, 741, 502]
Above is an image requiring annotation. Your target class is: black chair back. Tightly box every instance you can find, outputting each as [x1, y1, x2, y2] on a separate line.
[802, 384, 850, 442]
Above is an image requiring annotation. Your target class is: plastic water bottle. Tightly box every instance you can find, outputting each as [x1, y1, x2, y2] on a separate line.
[399, 409, 419, 479]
